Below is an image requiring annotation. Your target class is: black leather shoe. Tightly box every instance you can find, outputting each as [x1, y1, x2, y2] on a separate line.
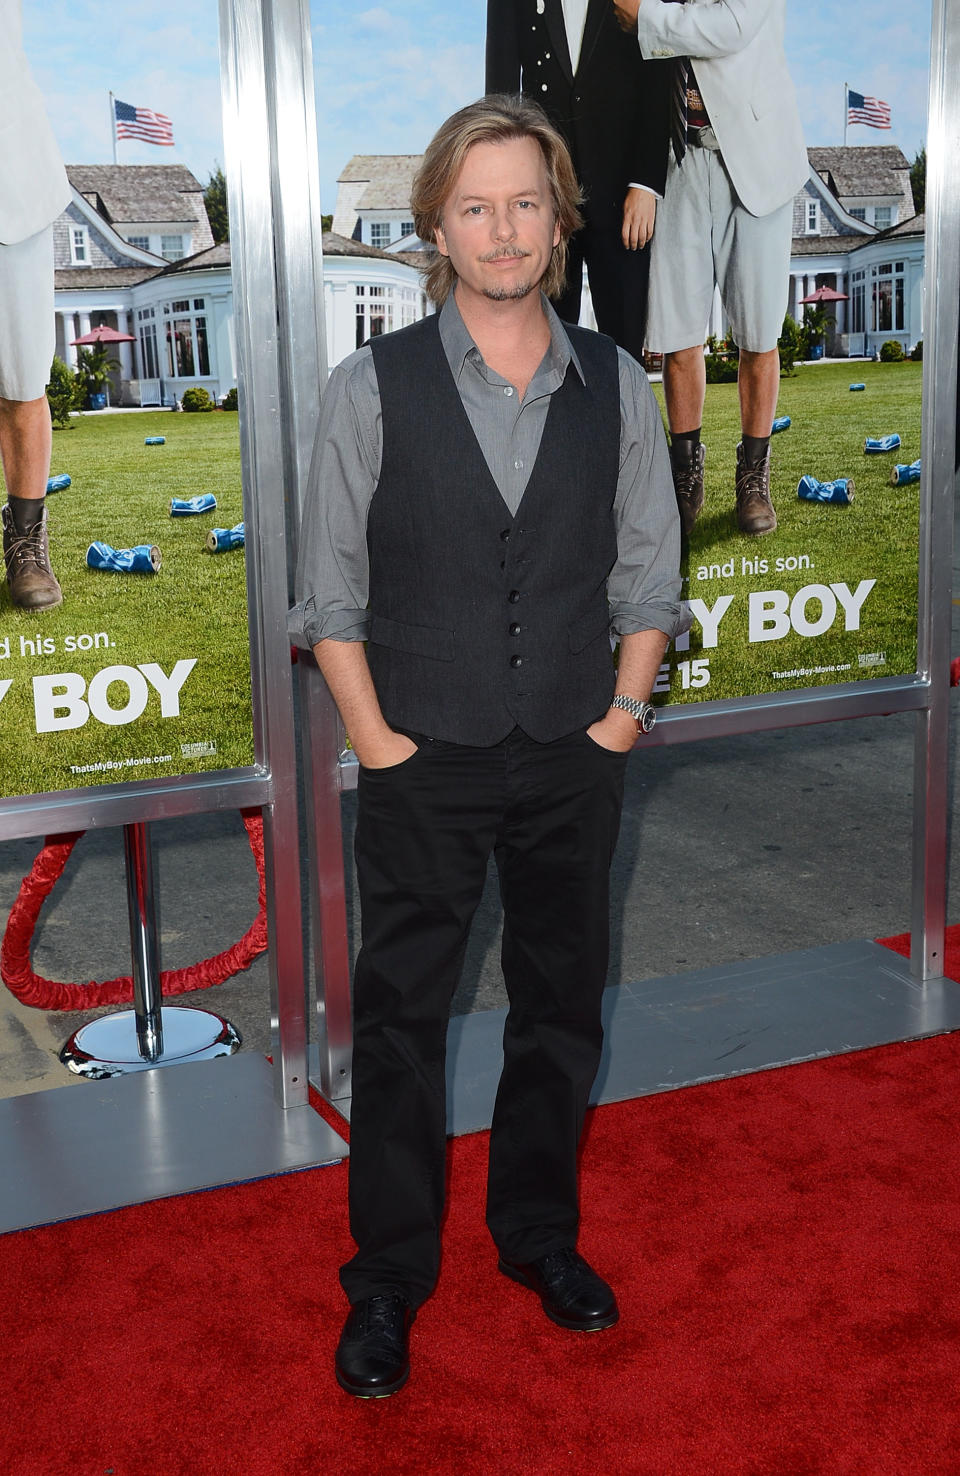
[498, 1247, 619, 1330]
[335, 1293, 414, 1398]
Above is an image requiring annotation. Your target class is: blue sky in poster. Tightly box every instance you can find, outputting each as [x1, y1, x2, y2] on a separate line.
[23, 1, 931, 213]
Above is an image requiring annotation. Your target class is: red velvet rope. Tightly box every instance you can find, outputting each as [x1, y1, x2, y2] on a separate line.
[0, 811, 267, 1011]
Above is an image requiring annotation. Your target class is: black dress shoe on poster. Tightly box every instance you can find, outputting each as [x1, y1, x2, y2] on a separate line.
[335, 1293, 414, 1397]
[498, 1247, 619, 1330]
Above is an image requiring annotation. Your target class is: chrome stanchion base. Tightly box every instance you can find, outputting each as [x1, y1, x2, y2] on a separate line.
[60, 1007, 242, 1079]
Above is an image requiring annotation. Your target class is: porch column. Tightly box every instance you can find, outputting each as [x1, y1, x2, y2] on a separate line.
[116, 309, 134, 380]
[60, 311, 78, 368]
[78, 312, 91, 338]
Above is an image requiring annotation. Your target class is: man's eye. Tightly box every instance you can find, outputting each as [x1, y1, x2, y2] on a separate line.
[516, 200, 534, 209]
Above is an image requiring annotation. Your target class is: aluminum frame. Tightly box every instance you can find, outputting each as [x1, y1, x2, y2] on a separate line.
[303, 0, 957, 1101]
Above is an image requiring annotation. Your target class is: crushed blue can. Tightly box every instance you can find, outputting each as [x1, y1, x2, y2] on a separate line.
[864, 434, 901, 454]
[170, 493, 217, 516]
[890, 459, 921, 486]
[771, 416, 791, 434]
[797, 475, 855, 506]
[145, 436, 166, 445]
[205, 522, 245, 553]
[849, 382, 866, 391]
[46, 473, 71, 493]
[86, 541, 162, 573]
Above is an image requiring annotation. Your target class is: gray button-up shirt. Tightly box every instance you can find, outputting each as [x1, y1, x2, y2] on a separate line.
[289, 291, 683, 647]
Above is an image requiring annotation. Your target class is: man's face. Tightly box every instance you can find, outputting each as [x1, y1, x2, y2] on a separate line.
[434, 135, 561, 306]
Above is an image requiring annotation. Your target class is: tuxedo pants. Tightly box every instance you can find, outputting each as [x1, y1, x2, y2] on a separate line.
[555, 218, 652, 364]
[339, 726, 628, 1308]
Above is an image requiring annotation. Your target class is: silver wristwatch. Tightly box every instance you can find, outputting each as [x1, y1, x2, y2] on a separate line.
[611, 694, 657, 734]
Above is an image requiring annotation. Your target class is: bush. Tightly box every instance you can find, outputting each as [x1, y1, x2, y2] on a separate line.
[778, 314, 802, 376]
[181, 386, 214, 412]
[703, 332, 739, 384]
[880, 339, 905, 362]
[46, 356, 83, 429]
[220, 386, 238, 411]
[910, 340, 923, 362]
[704, 352, 739, 383]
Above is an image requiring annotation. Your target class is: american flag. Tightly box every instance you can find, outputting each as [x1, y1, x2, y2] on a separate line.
[847, 90, 892, 130]
[114, 98, 174, 146]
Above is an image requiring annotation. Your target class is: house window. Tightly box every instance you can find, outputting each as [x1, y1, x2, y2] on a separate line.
[163, 298, 210, 377]
[127, 235, 150, 251]
[355, 283, 395, 347]
[161, 234, 185, 261]
[873, 206, 893, 230]
[401, 221, 415, 239]
[70, 226, 89, 265]
[871, 261, 905, 333]
[369, 222, 392, 248]
[849, 207, 866, 222]
[137, 307, 160, 379]
[805, 200, 820, 235]
[850, 270, 865, 334]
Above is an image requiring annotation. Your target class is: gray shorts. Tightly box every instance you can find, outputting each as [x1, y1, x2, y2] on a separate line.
[0, 226, 56, 402]
[646, 141, 792, 355]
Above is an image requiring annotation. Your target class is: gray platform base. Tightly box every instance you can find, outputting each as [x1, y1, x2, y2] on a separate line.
[314, 939, 960, 1137]
[0, 1051, 347, 1235]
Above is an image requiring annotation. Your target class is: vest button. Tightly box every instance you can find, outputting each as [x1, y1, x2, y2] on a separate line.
[508, 589, 521, 603]
[500, 528, 511, 542]
[510, 654, 523, 668]
[509, 622, 521, 636]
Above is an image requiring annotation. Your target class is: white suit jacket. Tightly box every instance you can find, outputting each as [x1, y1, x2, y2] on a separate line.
[635, 0, 807, 217]
[0, 0, 70, 244]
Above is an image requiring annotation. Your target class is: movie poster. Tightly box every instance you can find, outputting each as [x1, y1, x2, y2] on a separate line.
[5, 6, 254, 804]
[651, 355, 922, 709]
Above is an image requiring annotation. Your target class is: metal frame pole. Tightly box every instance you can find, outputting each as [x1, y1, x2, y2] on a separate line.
[218, 0, 319, 1106]
[910, 0, 959, 979]
[124, 821, 163, 1062]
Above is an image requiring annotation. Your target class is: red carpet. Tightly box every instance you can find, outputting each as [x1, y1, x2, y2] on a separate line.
[4, 1027, 960, 1475]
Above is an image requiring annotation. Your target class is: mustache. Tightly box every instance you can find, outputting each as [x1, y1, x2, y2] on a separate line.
[478, 247, 531, 262]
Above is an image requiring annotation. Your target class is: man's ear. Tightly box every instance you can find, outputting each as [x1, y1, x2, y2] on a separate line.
[435, 222, 449, 258]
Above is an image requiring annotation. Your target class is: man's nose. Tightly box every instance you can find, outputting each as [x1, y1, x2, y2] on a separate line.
[491, 206, 516, 240]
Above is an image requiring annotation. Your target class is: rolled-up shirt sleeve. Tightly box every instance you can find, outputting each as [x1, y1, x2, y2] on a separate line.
[287, 348, 381, 648]
[608, 348, 686, 638]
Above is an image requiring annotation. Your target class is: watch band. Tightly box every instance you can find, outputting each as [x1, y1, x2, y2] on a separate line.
[611, 694, 657, 734]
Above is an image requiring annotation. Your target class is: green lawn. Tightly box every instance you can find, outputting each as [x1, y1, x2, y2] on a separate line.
[652, 359, 922, 706]
[0, 409, 254, 800]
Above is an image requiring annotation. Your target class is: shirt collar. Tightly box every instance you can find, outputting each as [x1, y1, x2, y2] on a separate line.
[437, 288, 586, 389]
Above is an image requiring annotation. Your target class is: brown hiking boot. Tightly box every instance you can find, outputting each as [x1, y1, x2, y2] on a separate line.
[669, 440, 705, 536]
[735, 443, 777, 535]
[2, 503, 63, 610]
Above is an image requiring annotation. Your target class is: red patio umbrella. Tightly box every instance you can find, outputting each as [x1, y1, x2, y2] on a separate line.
[71, 324, 136, 345]
[799, 285, 849, 303]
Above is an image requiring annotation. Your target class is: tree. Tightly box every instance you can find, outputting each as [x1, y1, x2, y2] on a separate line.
[204, 165, 229, 243]
[321, 214, 333, 232]
[910, 147, 926, 216]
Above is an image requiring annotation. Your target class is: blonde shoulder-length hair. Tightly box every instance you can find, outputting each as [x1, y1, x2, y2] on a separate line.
[411, 94, 584, 306]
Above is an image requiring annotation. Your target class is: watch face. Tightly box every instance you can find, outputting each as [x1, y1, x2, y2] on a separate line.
[639, 705, 656, 733]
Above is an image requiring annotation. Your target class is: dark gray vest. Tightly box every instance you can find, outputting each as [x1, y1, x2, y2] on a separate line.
[367, 313, 620, 745]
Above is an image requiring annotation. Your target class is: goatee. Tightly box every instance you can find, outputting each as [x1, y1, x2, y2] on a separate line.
[482, 279, 537, 301]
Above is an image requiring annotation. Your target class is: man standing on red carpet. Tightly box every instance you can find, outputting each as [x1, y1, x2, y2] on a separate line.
[292, 94, 683, 1398]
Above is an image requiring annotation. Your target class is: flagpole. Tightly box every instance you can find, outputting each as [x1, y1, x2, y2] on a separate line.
[843, 82, 848, 147]
[110, 91, 118, 165]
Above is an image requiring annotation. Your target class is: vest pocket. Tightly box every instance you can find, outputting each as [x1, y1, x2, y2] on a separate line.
[568, 606, 612, 654]
[369, 613, 455, 662]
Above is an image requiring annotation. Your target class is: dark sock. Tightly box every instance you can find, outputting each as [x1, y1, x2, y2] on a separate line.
[7, 496, 46, 535]
[742, 435, 770, 466]
[670, 428, 701, 461]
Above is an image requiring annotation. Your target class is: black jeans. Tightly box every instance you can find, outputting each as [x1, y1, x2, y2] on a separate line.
[340, 726, 628, 1309]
